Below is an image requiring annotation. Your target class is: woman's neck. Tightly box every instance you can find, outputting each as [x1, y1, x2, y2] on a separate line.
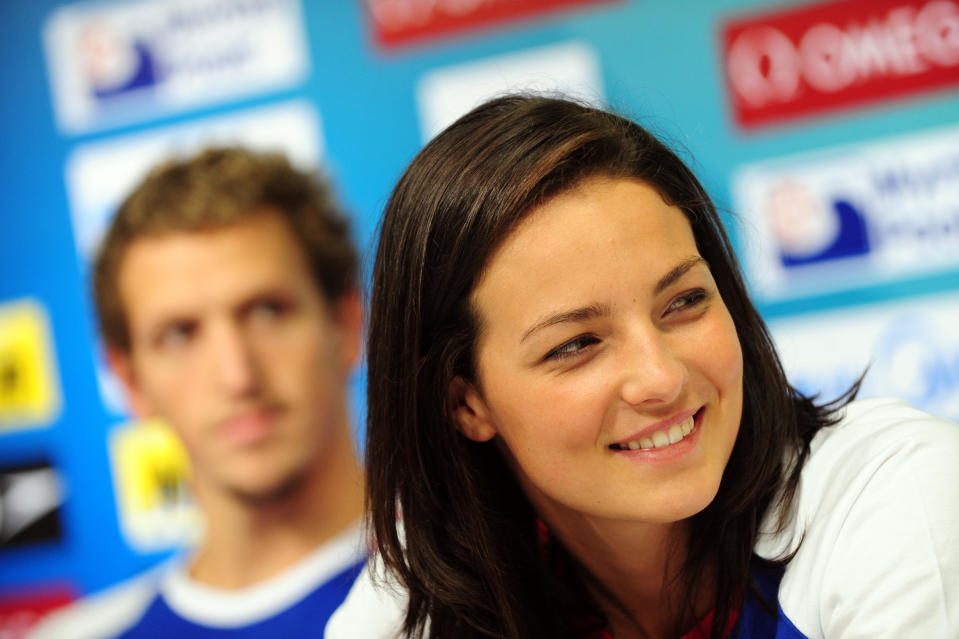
[543, 511, 712, 639]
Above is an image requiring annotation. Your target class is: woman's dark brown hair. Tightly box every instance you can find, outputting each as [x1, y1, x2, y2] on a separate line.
[366, 95, 852, 638]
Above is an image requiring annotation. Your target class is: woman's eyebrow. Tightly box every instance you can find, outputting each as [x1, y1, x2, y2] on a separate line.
[518, 258, 705, 344]
[521, 303, 610, 343]
[655, 256, 707, 295]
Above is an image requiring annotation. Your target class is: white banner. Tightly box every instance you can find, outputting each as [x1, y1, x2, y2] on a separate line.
[770, 291, 959, 421]
[416, 40, 604, 142]
[733, 124, 959, 300]
[44, 0, 310, 134]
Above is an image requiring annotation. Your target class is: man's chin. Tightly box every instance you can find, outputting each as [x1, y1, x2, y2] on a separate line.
[224, 467, 309, 506]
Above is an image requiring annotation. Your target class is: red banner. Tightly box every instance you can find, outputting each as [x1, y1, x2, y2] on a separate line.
[0, 585, 74, 639]
[721, 0, 959, 129]
[366, 0, 617, 48]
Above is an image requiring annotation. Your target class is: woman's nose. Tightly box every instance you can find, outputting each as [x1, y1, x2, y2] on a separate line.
[619, 330, 688, 407]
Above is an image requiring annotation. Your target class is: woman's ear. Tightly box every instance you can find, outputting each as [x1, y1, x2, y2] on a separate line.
[448, 376, 497, 442]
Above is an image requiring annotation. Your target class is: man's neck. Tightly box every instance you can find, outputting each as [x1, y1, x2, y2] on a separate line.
[187, 424, 365, 589]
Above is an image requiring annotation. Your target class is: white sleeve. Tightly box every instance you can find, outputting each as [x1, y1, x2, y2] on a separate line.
[324, 553, 407, 639]
[820, 417, 959, 637]
[770, 400, 959, 638]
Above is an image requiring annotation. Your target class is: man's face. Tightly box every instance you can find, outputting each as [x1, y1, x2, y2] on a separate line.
[111, 210, 360, 503]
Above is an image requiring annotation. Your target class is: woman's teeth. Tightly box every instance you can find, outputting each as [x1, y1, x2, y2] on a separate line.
[611, 415, 695, 451]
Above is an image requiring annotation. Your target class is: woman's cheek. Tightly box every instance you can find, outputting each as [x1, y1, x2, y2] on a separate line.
[706, 309, 745, 406]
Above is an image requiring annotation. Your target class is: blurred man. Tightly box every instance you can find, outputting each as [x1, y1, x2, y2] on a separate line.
[30, 148, 366, 638]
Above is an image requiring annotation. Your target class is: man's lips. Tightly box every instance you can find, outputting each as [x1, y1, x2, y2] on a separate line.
[219, 406, 282, 445]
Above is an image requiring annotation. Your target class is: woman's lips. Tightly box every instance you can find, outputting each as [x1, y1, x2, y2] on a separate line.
[609, 408, 704, 455]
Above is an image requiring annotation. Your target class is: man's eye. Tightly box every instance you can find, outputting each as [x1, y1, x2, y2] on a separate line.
[544, 335, 600, 361]
[250, 300, 288, 322]
[157, 322, 195, 349]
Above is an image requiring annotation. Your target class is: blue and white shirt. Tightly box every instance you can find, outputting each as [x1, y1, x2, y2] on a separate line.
[30, 520, 366, 638]
[326, 399, 959, 638]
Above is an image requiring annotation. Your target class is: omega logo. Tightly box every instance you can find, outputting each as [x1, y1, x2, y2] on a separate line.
[727, 1, 959, 108]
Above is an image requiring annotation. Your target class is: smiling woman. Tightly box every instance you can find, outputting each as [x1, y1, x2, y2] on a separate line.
[456, 177, 744, 535]
[327, 96, 959, 639]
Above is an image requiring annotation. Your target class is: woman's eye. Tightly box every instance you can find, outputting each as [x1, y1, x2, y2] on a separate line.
[544, 335, 600, 361]
[665, 288, 709, 315]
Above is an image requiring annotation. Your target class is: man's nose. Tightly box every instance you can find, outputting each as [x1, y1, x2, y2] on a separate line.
[209, 322, 262, 397]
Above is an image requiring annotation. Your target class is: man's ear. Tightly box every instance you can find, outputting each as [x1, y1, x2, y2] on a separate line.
[333, 288, 363, 371]
[106, 346, 153, 418]
[448, 376, 497, 442]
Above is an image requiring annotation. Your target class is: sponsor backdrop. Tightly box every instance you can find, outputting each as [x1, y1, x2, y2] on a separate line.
[1, 0, 957, 633]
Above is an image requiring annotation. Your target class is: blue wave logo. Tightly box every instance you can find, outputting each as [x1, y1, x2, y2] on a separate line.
[764, 180, 870, 268]
[79, 22, 158, 101]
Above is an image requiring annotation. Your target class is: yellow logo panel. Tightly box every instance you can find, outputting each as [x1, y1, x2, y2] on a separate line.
[109, 418, 203, 551]
[0, 300, 61, 430]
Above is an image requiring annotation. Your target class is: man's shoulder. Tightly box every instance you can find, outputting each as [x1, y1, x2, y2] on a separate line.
[160, 523, 367, 628]
[28, 569, 163, 639]
[29, 522, 369, 638]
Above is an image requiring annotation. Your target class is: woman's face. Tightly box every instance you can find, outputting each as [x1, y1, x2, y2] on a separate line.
[455, 177, 744, 529]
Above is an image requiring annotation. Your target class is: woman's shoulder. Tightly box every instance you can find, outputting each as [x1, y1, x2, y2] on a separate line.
[756, 398, 959, 638]
[819, 396, 959, 447]
[324, 552, 407, 639]
[798, 397, 957, 509]
[758, 397, 959, 556]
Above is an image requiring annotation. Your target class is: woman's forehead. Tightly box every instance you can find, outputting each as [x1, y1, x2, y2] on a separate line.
[470, 178, 700, 333]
